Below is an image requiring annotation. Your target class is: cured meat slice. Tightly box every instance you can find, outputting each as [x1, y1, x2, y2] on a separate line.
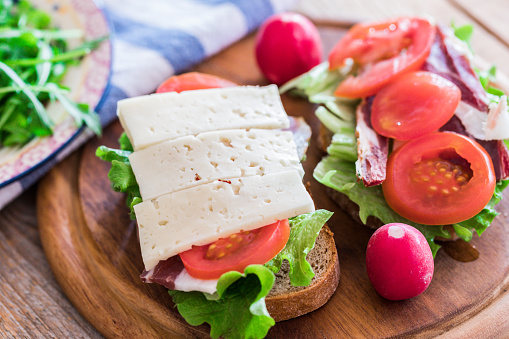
[355, 97, 388, 186]
[440, 116, 509, 179]
[422, 24, 489, 112]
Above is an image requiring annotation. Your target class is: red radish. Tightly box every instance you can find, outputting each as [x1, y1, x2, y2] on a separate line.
[255, 12, 322, 86]
[365, 223, 434, 300]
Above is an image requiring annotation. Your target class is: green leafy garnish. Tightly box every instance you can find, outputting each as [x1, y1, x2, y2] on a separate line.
[452, 23, 474, 45]
[169, 265, 276, 339]
[0, 0, 103, 147]
[96, 134, 141, 219]
[265, 209, 333, 286]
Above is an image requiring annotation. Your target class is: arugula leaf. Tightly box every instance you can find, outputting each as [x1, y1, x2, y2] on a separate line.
[46, 82, 101, 135]
[169, 265, 275, 339]
[477, 65, 507, 104]
[96, 144, 141, 219]
[5, 36, 107, 67]
[0, 60, 52, 128]
[265, 210, 333, 286]
[0, 0, 103, 147]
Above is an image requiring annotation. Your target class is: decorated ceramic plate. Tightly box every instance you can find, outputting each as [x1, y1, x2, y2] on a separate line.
[0, 0, 112, 189]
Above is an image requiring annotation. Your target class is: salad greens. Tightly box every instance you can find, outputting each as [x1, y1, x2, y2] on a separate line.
[0, 0, 102, 147]
[281, 24, 509, 257]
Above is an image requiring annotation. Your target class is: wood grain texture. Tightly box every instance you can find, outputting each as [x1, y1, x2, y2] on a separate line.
[37, 23, 509, 338]
[450, 0, 509, 49]
[0, 187, 101, 339]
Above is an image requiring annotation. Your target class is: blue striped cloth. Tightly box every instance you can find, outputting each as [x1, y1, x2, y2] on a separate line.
[99, 0, 299, 125]
[0, 0, 298, 210]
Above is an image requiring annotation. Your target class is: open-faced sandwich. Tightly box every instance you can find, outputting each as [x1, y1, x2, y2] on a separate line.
[96, 74, 339, 339]
[282, 17, 509, 256]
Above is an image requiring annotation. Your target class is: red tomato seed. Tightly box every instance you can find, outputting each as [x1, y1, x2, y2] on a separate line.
[410, 158, 471, 198]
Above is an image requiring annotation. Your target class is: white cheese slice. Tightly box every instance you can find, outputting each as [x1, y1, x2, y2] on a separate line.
[135, 170, 315, 271]
[129, 129, 304, 200]
[117, 85, 289, 151]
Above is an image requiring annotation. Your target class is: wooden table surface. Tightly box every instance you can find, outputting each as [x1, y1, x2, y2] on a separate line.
[1, 0, 508, 338]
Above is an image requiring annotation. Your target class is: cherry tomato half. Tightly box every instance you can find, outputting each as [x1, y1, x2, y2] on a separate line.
[383, 132, 496, 225]
[156, 72, 237, 93]
[179, 219, 290, 280]
[371, 71, 461, 140]
[329, 17, 436, 98]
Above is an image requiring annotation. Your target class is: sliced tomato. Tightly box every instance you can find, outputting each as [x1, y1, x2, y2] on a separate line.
[179, 219, 290, 280]
[371, 71, 461, 140]
[382, 132, 496, 225]
[329, 17, 436, 98]
[156, 72, 237, 93]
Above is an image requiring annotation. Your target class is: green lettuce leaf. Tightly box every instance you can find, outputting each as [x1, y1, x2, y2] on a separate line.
[95, 140, 141, 219]
[315, 105, 357, 161]
[453, 179, 509, 240]
[168, 265, 275, 339]
[118, 131, 134, 151]
[265, 209, 333, 286]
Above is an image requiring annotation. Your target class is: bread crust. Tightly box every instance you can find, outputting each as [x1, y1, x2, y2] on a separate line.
[265, 226, 340, 322]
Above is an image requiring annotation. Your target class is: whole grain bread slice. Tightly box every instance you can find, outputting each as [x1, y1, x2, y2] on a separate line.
[265, 225, 340, 322]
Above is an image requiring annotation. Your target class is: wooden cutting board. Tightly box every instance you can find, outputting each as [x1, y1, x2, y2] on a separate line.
[37, 23, 509, 338]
